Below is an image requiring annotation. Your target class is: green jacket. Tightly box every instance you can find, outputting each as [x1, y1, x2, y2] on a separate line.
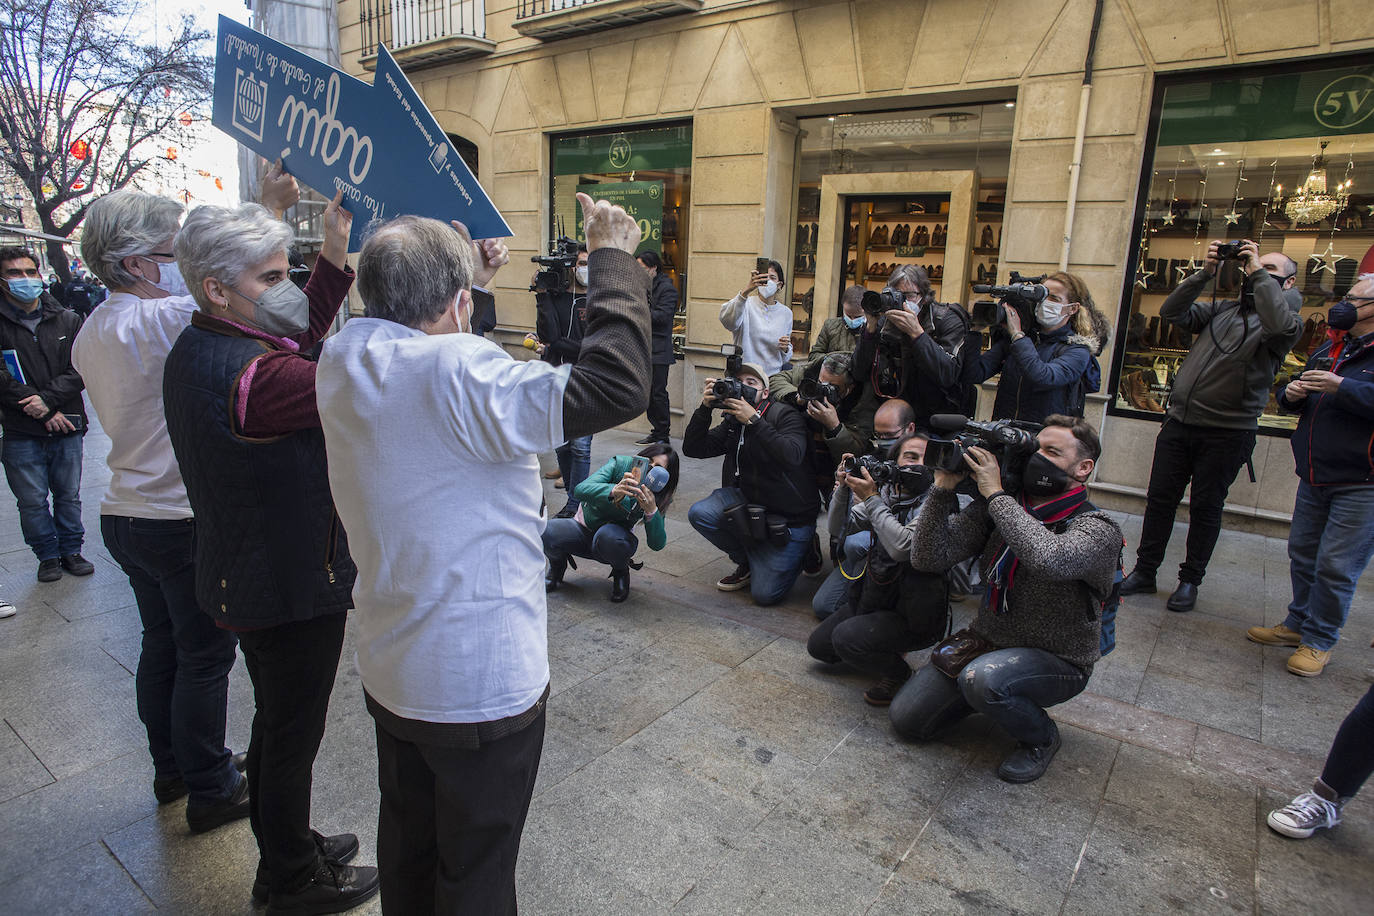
[572, 455, 668, 550]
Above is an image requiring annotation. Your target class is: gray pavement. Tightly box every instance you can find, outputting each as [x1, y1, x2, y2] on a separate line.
[2, 418, 1372, 914]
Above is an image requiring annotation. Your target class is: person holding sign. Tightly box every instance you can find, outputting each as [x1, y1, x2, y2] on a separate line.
[315, 192, 651, 914]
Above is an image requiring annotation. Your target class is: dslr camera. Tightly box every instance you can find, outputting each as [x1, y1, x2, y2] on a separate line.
[529, 236, 580, 293]
[841, 454, 934, 493]
[970, 271, 1049, 329]
[924, 414, 1041, 495]
[797, 377, 841, 406]
[708, 344, 760, 409]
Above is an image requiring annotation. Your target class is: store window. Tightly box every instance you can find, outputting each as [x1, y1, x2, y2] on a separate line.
[551, 123, 691, 355]
[1112, 60, 1374, 433]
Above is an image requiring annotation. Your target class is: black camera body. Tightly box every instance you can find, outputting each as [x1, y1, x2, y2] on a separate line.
[797, 377, 840, 405]
[841, 455, 934, 494]
[841, 453, 889, 481]
[529, 236, 580, 293]
[709, 344, 761, 409]
[924, 414, 1041, 495]
[971, 271, 1049, 323]
[1215, 240, 1245, 260]
[859, 288, 906, 316]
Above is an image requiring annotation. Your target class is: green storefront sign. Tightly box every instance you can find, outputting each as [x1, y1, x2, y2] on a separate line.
[1158, 65, 1374, 146]
[554, 126, 693, 174]
[574, 180, 665, 255]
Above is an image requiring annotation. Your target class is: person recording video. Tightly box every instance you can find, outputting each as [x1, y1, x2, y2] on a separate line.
[719, 259, 794, 377]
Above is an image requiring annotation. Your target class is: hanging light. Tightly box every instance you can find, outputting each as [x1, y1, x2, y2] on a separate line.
[1284, 141, 1350, 224]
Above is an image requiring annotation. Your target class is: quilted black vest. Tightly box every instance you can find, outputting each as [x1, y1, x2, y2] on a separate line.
[162, 316, 356, 629]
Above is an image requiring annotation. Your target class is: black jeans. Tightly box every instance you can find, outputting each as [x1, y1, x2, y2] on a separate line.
[101, 515, 239, 803]
[237, 612, 348, 893]
[807, 601, 922, 681]
[1322, 684, 1374, 799]
[1135, 418, 1255, 585]
[647, 363, 671, 439]
[370, 691, 546, 915]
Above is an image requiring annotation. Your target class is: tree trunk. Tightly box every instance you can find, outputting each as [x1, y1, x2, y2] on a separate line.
[37, 210, 73, 282]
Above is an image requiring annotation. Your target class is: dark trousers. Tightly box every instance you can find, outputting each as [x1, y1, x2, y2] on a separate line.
[807, 601, 920, 680]
[101, 515, 239, 803]
[1322, 684, 1374, 799]
[647, 362, 671, 439]
[1, 432, 83, 560]
[237, 612, 348, 892]
[371, 694, 546, 915]
[1135, 418, 1255, 585]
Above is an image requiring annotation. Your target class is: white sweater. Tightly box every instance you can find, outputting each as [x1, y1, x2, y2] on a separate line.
[719, 294, 793, 376]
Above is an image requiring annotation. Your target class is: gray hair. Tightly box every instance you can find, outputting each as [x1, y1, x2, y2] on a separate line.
[886, 263, 933, 302]
[174, 204, 293, 311]
[80, 190, 184, 290]
[357, 215, 472, 328]
[820, 350, 852, 382]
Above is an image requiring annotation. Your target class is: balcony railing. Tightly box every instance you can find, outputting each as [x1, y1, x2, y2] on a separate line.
[359, 0, 495, 70]
[514, 0, 704, 41]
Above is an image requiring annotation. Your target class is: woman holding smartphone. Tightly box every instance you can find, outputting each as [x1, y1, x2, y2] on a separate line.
[543, 443, 680, 602]
[719, 258, 793, 376]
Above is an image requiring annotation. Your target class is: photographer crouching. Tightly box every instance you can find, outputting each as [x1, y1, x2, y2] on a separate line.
[807, 434, 950, 706]
[685, 351, 818, 605]
[890, 415, 1122, 783]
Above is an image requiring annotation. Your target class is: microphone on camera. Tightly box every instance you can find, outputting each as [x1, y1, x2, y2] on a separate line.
[929, 414, 971, 433]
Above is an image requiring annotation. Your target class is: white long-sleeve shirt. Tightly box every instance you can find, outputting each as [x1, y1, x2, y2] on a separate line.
[719, 293, 793, 376]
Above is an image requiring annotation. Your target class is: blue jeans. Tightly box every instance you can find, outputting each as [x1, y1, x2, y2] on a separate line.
[687, 487, 815, 607]
[101, 515, 240, 803]
[811, 530, 872, 619]
[889, 648, 1090, 747]
[1, 433, 84, 560]
[543, 518, 638, 573]
[1282, 481, 1374, 651]
[555, 435, 592, 513]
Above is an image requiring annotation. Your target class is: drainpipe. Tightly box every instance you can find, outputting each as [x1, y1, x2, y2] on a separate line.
[1059, 0, 1105, 271]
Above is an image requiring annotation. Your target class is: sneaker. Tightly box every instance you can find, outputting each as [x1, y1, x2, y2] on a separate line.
[1267, 791, 1341, 839]
[1246, 623, 1302, 648]
[802, 533, 824, 578]
[0, 598, 14, 619]
[1287, 645, 1331, 677]
[155, 751, 247, 805]
[186, 771, 250, 834]
[266, 859, 380, 915]
[253, 832, 360, 904]
[60, 553, 95, 576]
[716, 565, 751, 591]
[37, 558, 61, 582]
[542, 469, 563, 480]
[863, 668, 912, 707]
[997, 722, 1062, 783]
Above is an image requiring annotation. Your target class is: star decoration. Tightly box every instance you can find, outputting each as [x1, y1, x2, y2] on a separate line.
[1175, 259, 1202, 282]
[1308, 242, 1351, 275]
[1134, 265, 1150, 289]
[1223, 210, 1242, 225]
[1161, 211, 1176, 226]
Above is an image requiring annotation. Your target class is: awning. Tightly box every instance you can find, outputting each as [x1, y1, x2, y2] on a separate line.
[0, 224, 76, 245]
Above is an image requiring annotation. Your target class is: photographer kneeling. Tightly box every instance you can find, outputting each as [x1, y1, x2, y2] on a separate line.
[807, 434, 949, 706]
[685, 358, 818, 605]
[544, 444, 679, 603]
[890, 415, 1122, 783]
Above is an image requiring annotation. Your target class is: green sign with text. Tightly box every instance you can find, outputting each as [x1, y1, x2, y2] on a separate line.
[575, 180, 664, 256]
[554, 126, 693, 174]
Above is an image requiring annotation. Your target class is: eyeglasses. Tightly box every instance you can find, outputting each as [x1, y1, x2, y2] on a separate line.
[1338, 296, 1374, 307]
[140, 252, 176, 263]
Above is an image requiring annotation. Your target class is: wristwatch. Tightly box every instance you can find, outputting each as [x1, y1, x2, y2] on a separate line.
[746, 413, 761, 425]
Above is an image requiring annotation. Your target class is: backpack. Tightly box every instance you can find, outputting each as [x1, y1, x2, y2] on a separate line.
[1049, 342, 1101, 418]
[1052, 498, 1124, 657]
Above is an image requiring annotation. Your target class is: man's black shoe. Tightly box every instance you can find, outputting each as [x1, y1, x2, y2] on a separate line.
[155, 751, 248, 805]
[997, 722, 1061, 784]
[37, 558, 61, 582]
[634, 434, 659, 445]
[802, 533, 824, 577]
[186, 771, 250, 834]
[545, 558, 567, 592]
[1167, 581, 1198, 613]
[266, 859, 380, 915]
[252, 832, 360, 904]
[610, 569, 630, 603]
[1119, 569, 1156, 596]
[60, 553, 95, 576]
[553, 504, 578, 519]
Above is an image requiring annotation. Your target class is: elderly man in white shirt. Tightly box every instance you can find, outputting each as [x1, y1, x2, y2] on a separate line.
[316, 192, 651, 915]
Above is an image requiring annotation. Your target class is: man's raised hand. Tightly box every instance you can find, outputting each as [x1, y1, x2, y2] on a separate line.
[576, 192, 641, 253]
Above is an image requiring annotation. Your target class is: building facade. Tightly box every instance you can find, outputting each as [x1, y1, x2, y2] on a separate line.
[337, 0, 1374, 531]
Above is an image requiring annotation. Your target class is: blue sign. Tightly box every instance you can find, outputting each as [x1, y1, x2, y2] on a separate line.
[211, 15, 510, 248]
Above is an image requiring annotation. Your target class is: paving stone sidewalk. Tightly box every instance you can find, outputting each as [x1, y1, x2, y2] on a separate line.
[1, 421, 1371, 914]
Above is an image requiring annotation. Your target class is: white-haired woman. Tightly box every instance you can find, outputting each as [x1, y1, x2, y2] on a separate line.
[160, 188, 380, 912]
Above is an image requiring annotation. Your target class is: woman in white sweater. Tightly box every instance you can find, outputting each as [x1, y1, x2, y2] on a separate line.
[719, 258, 794, 376]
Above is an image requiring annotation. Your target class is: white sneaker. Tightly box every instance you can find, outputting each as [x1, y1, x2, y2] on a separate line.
[1267, 791, 1341, 839]
[0, 599, 15, 619]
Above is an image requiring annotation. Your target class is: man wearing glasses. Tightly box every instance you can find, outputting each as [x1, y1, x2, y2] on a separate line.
[0, 246, 92, 583]
[1120, 239, 1302, 613]
[1248, 274, 1374, 676]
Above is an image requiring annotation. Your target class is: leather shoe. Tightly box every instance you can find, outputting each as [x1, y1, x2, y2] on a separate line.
[1119, 569, 1156, 596]
[186, 771, 250, 834]
[545, 558, 567, 592]
[997, 721, 1061, 783]
[634, 434, 659, 445]
[610, 569, 630, 603]
[1166, 581, 1198, 613]
[266, 859, 379, 915]
[253, 832, 359, 904]
[60, 553, 95, 576]
[37, 558, 61, 582]
[155, 751, 247, 805]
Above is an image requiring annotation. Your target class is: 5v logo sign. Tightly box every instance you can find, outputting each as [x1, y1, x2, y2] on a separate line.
[1314, 74, 1374, 130]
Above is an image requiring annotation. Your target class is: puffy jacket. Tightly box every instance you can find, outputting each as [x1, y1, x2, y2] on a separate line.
[809, 316, 859, 360]
[978, 323, 1102, 423]
[647, 272, 678, 365]
[852, 300, 970, 425]
[1161, 270, 1302, 429]
[0, 292, 86, 438]
[1279, 332, 1374, 486]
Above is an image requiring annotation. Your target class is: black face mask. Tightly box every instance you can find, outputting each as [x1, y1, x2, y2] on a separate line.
[893, 465, 933, 497]
[1327, 297, 1374, 331]
[1020, 452, 1074, 499]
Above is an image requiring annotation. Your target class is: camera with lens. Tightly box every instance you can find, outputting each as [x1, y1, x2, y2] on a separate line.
[797, 377, 841, 406]
[970, 271, 1049, 330]
[529, 236, 580, 293]
[708, 344, 760, 409]
[923, 414, 1042, 495]
[841, 455, 935, 494]
[1215, 240, 1245, 261]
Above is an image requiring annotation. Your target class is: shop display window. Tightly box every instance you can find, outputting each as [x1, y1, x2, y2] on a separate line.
[1113, 61, 1374, 433]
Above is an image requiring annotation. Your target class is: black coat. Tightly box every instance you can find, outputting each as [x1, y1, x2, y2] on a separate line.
[648, 272, 678, 365]
[535, 288, 586, 366]
[0, 292, 86, 438]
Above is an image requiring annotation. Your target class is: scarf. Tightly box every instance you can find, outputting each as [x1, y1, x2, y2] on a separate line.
[984, 485, 1090, 615]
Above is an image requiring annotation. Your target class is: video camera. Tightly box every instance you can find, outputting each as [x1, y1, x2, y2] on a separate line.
[709, 344, 760, 409]
[970, 271, 1049, 329]
[797, 377, 841, 406]
[530, 235, 580, 293]
[923, 414, 1041, 495]
[840, 454, 934, 493]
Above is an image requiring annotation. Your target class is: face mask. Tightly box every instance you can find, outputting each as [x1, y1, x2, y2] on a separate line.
[893, 464, 933, 496]
[6, 277, 44, 302]
[150, 261, 191, 298]
[231, 280, 310, 337]
[759, 280, 779, 299]
[574, 265, 589, 287]
[1021, 452, 1074, 499]
[1328, 299, 1366, 331]
[1036, 300, 1067, 328]
[843, 313, 865, 330]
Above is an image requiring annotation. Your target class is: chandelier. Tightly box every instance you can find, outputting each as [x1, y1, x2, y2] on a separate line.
[1282, 141, 1351, 224]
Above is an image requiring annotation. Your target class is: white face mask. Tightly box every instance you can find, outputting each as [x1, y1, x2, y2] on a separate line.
[574, 265, 589, 287]
[151, 261, 191, 298]
[759, 279, 779, 299]
[1036, 300, 1068, 328]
